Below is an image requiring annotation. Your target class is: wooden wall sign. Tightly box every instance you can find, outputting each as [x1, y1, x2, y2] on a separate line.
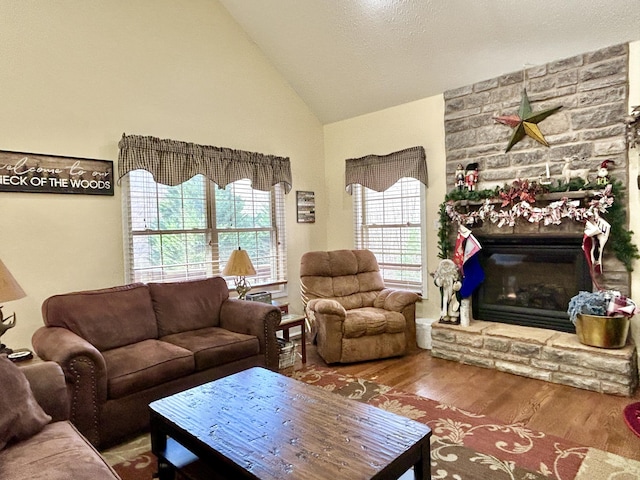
[296, 190, 315, 223]
[0, 150, 114, 196]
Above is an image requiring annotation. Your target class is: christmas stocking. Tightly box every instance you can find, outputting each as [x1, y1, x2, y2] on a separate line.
[459, 233, 485, 298]
[594, 218, 610, 274]
[453, 226, 471, 271]
[583, 218, 610, 289]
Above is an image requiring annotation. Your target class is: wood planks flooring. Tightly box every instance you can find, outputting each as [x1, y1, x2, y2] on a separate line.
[300, 344, 640, 461]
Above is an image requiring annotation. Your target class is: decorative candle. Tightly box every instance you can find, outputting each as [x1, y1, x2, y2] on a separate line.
[545, 162, 550, 178]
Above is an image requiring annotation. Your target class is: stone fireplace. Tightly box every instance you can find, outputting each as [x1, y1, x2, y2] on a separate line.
[431, 43, 638, 395]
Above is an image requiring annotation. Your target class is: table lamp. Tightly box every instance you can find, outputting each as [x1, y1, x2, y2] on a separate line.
[0, 258, 26, 354]
[222, 247, 256, 299]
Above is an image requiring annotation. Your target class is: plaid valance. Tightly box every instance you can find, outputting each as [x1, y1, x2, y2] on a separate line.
[345, 146, 428, 194]
[118, 134, 292, 193]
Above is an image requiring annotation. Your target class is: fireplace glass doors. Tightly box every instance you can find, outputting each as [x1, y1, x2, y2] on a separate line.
[472, 236, 592, 333]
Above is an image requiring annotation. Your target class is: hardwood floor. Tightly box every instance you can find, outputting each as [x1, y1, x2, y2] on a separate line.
[298, 343, 640, 462]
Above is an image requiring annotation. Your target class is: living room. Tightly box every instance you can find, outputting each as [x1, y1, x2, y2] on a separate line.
[1, 1, 640, 478]
[2, 0, 638, 362]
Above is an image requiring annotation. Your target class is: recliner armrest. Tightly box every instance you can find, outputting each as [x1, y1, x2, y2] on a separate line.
[307, 298, 346, 318]
[306, 299, 346, 364]
[374, 288, 420, 312]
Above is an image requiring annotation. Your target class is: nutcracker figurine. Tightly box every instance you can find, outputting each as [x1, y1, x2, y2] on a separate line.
[465, 163, 479, 191]
[455, 164, 465, 190]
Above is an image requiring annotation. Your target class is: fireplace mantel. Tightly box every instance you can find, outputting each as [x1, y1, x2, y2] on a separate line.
[450, 189, 595, 208]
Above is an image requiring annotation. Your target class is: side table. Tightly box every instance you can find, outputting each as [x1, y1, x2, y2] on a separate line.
[272, 300, 289, 314]
[1, 348, 38, 364]
[276, 313, 306, 364]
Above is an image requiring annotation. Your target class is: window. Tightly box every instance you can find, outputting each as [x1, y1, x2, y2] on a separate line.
[353, 177, 424, 293]
[123, 170, 286, 290]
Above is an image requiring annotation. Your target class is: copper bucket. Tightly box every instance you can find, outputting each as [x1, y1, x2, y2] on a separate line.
[575, 314, 630, 349]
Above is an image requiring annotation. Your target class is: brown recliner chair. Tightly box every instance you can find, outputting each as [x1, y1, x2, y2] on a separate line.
[300, 249, 420, 364]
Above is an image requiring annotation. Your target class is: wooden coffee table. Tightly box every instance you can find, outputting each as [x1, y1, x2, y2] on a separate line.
[149, 367, 432, 480]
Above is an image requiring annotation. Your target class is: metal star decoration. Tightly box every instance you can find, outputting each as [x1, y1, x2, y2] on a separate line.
[494, 89, 562, 153]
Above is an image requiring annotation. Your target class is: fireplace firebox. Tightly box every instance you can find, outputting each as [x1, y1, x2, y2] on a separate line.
[472, 236, 592, 333]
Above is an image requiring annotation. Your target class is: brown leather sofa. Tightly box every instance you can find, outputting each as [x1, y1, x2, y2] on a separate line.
[300, 249, 420, 364]
[32, 276, 280, 449]
[0, 360, 121, 480]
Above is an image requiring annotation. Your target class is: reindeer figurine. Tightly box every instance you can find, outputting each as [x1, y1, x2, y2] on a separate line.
[562, 155, 591, 188]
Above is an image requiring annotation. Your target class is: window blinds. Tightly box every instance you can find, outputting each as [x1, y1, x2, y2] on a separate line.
[353, 178, 424, 293]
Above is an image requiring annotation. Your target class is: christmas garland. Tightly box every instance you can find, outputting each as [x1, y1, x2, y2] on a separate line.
[446, 186, 613, 228]
[438, 178, 639, 272]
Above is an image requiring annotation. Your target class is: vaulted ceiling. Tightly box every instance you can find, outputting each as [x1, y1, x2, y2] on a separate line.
[219, 0, 640, 124]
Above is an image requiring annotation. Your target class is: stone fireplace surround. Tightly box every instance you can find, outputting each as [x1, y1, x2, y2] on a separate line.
[436, 43, 638, 395]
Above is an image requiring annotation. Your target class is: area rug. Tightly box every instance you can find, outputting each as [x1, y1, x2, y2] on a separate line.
[110, 366, 640, 480]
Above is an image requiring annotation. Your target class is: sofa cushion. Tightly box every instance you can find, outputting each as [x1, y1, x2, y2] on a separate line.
[161, 327, 260, 371]
[149, 277, 229, 337]
[42, 283, 158, 351]
[102, 339, 195, 399]
[343, 308, 406, 339]
[0, 358, 51, 451]
[0, 421, 120, 480]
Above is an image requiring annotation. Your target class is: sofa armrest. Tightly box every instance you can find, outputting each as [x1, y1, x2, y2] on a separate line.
[219, 299, 281, 371]
[32, 326, 107, 446]
[21, 361, 70, 422]
[374, 288, 420, 312]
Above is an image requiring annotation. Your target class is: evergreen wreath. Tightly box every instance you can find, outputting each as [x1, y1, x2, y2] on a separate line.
[438, 177, 639, 272]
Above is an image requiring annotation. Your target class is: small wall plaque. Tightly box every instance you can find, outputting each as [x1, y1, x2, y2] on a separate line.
[296, 190, 315, 223]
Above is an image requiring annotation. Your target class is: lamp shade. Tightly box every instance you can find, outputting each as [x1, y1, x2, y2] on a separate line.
[0, 258, 26, 303]
[222, 248, 256, 277]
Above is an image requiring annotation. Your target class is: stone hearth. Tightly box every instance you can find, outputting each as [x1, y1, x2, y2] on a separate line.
[431, 320, 638, 396]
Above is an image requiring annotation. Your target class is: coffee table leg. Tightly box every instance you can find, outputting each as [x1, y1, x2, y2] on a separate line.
[156, 459, 176, 480]
[413, 441, 430, 480]
[150, 419, 176, 480]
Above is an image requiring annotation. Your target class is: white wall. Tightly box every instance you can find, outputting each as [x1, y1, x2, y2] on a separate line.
[323, 96, 447, 320]
[0, 0, 325, 349]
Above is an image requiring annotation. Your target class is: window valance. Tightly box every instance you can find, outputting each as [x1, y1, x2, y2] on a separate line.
[118, 134, 292, 193]
[345, 146, 428, 194]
